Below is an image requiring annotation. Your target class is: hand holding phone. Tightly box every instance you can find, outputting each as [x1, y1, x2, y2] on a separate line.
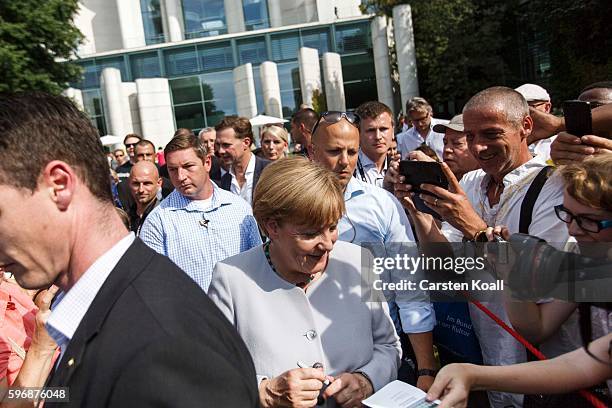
[398, 161, 449, 195]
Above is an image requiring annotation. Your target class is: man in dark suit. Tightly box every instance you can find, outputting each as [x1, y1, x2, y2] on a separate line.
[215, 115, 270, 205]
[0, 93, 259, 407]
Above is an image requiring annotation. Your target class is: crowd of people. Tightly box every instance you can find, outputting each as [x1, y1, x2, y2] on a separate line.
[0, 80, 611, 408]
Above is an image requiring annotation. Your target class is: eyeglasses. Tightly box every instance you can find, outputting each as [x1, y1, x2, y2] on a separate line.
[311, 111, 360, 136]
[528, 101, 549, 109]
[554, 204, 612, 233]
[125, 143, 138, 149]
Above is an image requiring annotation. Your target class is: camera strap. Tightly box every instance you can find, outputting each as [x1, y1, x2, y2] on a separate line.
[518, 166, 554, 234]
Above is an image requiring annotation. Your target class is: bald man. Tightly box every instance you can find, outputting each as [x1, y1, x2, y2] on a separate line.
[309, 113, 438, 392]
[128, 161, 163, 235]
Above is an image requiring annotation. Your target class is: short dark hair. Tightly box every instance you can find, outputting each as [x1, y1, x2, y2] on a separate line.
[123, 133, 142, 144]
[164, 132, 208, 161]
[0, 92, 112, 202]
[136, 139, 155, 151]
[580, 81, 612, 93]
[355, 101, 393, 122]
[173, 128, 195, 138]
[215, 115, 253, 143]
[291, 108, 319, 131]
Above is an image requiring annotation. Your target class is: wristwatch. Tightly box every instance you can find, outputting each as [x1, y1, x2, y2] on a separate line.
[417, 368, 438, 377]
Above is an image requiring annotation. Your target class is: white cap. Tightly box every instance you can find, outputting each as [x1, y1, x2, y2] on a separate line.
[515, 83, 550, 102]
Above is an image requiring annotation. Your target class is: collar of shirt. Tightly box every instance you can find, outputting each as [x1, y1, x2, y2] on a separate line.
[46, 233, 135, 354]
[478, 154, 548, 193]
[164, 183, 232, 213]
[344, 177, 367, 202]
[358, 150, 387, 173]
[229, 152, 256, 189]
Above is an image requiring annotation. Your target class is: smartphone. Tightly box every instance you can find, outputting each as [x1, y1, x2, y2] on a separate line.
[563, 100, 592, 136]
[399, 161, 449, 194]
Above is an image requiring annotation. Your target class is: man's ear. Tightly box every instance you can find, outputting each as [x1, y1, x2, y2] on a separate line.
[43, 161, 75, 211]
[243, 136, 252, 149]
[522, 115, 534, 141]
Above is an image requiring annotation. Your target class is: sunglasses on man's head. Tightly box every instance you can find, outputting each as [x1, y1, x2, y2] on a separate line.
[311, 111, 360, 136]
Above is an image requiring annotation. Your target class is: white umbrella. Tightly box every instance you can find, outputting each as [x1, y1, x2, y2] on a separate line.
[100, 135, 123, 146]
[249, 114, 288, 127]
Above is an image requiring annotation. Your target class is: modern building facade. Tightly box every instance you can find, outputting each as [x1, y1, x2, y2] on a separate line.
[66, 1, 417, 149]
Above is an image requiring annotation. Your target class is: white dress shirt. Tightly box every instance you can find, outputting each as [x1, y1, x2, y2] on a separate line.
[396, 118, 448, 161]
[354, 150, 388, 188]
[229, 152, 256, 205]
[46, 233, 135, 363]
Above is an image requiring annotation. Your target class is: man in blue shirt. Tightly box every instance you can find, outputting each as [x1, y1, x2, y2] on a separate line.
[309, 111, 437, 391]
[140, 132, 261, 292]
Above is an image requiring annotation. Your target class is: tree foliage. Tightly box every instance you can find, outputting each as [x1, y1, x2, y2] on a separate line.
[0, 0, 83, 94]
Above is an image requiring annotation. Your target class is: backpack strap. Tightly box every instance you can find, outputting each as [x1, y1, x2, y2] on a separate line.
[519, 166, 554, 234]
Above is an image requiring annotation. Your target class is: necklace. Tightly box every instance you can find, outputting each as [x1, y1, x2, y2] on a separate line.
[263, 242, 314, 288]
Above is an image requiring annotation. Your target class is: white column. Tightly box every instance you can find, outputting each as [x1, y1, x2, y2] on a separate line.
[122, 82, 142, 136]
[268, 0, 282, 27]
[115, 0, 146, 48]
[136, 78, 175, 149]
[393, 4, 419, 113]
[63, 88, 84, 112]
[101, 68, 130, 137]
[322, 53, 345, 111]
[260, 61, 283, 118]
[371, 16, 395, 113]
[224, 0, 246, 33]
[73, 3, 96, 55]
[163, 0, 184, 42]
[233, 63, 258, 118]
[298, 47, 322, 107]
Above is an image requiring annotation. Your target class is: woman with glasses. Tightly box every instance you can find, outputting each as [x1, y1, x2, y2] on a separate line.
[427, 154, 612, 407]
[208, 157, 401, 408]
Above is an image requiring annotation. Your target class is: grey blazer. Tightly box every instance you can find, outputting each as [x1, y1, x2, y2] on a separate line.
[208, 240, 401, 405]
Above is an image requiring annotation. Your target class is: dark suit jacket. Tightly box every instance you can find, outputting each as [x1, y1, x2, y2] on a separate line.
[220, 155, 270, 193]
[209, 155, 223, 185]
[45, 239, 258, 407]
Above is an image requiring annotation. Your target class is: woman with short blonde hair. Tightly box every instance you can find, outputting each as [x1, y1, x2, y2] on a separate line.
[260, 125, 289, 161]
[209, 156, 401, 408]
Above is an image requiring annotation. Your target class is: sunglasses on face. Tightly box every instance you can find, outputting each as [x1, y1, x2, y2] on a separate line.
[125, 143, 138, 149]
[554, 204, 612, 233]
[311, 111, 360, 136]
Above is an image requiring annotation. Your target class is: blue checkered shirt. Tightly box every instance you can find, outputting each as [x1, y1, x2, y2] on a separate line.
[139, 185, 262, 291]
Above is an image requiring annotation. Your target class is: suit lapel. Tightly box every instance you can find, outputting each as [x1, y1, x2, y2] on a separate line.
[252, 157, 269, 190]
[45, 239, 155, 387]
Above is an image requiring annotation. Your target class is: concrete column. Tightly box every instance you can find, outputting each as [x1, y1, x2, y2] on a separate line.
[224, 0, 246, 33]
[115, 0, 146, 48]
[322, 52, 345, 111]
[233, 63, 258, 118]
[260, 62, 283, 118]
[393, 4, 419, 113]
[73, 3, 96, 55]
[298, 47, 322, 107]
[123, 82, 142, 136]
[268, 0, 282, 27]
[101, 68, 130, 137]
[371, 16, 395, 113]
[163, 0, 184, 42]
[63, 88, 84, 112]
[136, 78, 175, 149]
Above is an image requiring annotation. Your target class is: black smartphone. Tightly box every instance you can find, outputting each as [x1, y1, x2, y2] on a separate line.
[399, 160, 449, 194]
[563, 100, 592, 136]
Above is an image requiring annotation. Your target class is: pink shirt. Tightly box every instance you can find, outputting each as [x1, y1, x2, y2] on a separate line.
[0, 280, 37, 385]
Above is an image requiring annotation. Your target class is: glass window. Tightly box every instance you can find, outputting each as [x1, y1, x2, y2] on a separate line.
[301, 28, 330, 54]
[140, 0, 165, 44]
[198, 42, 234, 71]
[243, 0, 269, 31]
[252, 65, 264, 115]
[73, 60, 98, 89]
[183, 0, 227, 39]
[201, 71, 236, 117]
[341, 53, 377, 110]
[170, 77, 202, 105]
[271, 32, 299, 61]
[174, 102, 206, 131]
[82, 89, 106, 135]
[130, 52, 161, 79]
[97, 57, 128, 80]
[277, 62, 301, 119]
[237, 37, 267, 64]
[335, 23, 371, 54]
[165, 46, 199, 76]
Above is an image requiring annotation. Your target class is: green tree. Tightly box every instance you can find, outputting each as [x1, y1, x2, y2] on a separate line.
[361, 0, 518, 109]
[0, 0, 83, 94]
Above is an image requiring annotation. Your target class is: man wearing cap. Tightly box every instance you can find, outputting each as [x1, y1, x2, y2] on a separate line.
[515, 84, 554, 159]
[396, 97, 448, 161]
[434, 115, 480, 181]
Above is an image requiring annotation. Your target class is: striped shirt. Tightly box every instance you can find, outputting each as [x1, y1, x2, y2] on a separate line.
[139, 184, 262, 291]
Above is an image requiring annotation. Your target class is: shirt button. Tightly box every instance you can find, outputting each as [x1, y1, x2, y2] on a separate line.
[305, 330, 317, 341]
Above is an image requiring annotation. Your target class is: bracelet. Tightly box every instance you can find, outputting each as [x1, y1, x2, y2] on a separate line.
[417, 368, 438, 377]
[464, 228, 489, 243]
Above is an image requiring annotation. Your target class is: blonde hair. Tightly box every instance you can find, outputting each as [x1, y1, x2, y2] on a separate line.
[253, 157, 345, 236]
[262, 125, 289, 144]
[559, 154, 612, 211]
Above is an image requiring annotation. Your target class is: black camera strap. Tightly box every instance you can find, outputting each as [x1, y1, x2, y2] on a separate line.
[518, 166, 554, 234]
